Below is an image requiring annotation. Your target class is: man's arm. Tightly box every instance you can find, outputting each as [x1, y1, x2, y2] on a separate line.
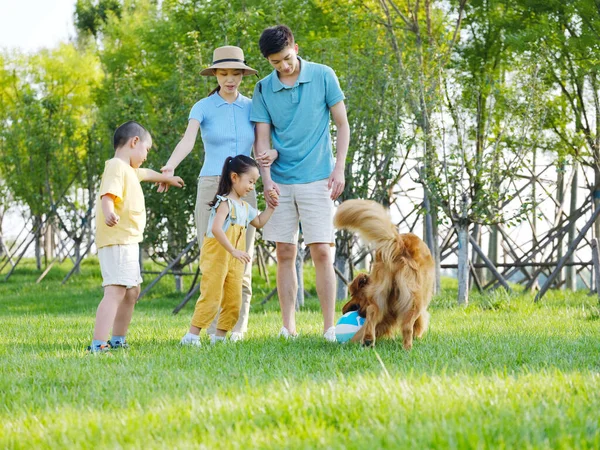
[254, 122, 280, 207]
[329, 101, 350, 200]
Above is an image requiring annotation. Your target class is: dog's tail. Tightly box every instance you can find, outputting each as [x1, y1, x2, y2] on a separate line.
[334, 200, 400, 263]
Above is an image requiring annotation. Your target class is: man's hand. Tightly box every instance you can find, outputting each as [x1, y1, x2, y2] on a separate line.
[157, 166, 174, 193]
[166, 176, 185, 188]
[231, 249, 251, 264]
[328, 166, 345, 200]
[263, 179, 280, 208]
[256, 149, 278, 168]
[105, 212, 120, 227]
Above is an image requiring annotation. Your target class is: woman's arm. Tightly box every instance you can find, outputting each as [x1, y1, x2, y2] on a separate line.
[157, 119, 200, 193]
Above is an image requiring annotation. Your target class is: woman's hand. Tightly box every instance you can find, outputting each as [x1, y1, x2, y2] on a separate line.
[256, 149, 278, 168]
[157, 166, 174, 193]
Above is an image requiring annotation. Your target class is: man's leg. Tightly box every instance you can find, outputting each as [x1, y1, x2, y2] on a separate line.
[112, 285, 140, 337]
[309, 243, 336, 332]
[276, 242, 298, 334]
[93, 285, 127, 341]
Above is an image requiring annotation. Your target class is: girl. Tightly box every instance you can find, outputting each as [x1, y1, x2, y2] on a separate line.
[159, 46, 277, 341]
[180, 155, 276, 345]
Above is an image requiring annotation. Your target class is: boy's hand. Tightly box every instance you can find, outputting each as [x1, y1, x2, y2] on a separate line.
[231, 249, 251, 264]
[105, 212, 120, 227]
[167, 176, 185, 188]
[157, 166, 174, 192]
[256, 149, 278, 167]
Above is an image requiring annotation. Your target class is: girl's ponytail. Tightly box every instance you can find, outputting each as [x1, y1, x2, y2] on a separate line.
[208, 155, 260, 207]
[209, 156, 234, 207]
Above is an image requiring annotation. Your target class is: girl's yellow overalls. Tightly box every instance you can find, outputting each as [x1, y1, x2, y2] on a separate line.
[191, 197, 249, 331]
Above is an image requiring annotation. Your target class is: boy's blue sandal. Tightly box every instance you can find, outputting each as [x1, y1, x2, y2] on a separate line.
[108, 340, 129, 349]
[86, 343, 111, 354]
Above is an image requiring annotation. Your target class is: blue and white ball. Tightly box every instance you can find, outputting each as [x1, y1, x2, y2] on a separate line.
[335, 310, 365, 343]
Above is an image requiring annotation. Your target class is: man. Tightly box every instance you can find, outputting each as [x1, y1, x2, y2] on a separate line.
[251, 25, 350, 341]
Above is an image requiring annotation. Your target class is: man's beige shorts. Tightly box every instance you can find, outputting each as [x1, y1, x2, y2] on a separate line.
[98, 243, 143, 288]
[263, 178, 335, 245]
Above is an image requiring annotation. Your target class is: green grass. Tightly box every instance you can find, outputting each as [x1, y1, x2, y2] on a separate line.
[1, 259, 599, 449]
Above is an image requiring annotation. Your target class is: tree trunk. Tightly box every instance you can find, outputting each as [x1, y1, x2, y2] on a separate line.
[457, 195, 469, 305]
[73, 238, 82, 274]
[423, 188, 440, 293]
[488, 224, 499, 282]
[34, 215, 42, 270]
[457, 223, 469, 305]
[470, 223, 484, 286]
[556, 167, 565, 287]
[566, 162, 578, 290]
[335, 254, 349, 301]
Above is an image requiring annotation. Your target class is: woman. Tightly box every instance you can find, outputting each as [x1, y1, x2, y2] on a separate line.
[160, 46, 276, 342]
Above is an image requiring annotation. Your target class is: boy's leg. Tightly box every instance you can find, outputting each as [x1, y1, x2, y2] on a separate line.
[276, 242, 298, 334]
[111, 285, 140, 338]
[93, 285, 127, 341]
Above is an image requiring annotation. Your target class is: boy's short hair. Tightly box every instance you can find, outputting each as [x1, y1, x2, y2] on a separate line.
[113, 121, 150, 150]
[259, 25, 295, 58]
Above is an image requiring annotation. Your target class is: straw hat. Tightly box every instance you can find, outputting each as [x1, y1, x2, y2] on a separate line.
[200, 46, 258, 76]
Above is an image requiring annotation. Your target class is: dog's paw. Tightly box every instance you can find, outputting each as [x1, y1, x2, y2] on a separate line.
[362, 338, 375, 348]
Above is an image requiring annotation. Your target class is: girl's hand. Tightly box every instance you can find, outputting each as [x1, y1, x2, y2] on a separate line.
[256, 149, 278, 167]
[167, 176, 185, 188]
[263, 180, 280, 208]
[231, 249, 251, 264]
[157, 166, 174, 193]
[105, 212, 120, 227]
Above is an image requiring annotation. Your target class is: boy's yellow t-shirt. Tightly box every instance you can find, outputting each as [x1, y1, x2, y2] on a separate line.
[95, 158, 147, 249]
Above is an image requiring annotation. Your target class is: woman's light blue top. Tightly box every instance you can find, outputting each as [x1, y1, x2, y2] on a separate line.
[189, 93, 255, 177]
[205, 195, 258, 238]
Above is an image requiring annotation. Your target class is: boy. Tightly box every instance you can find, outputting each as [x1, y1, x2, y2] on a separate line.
[88, 121, 184, 353]
[250, 25, 350, 342]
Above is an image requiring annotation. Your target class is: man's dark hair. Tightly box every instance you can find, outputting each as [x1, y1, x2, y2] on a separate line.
[113, 121, 150, 150]
[259, 25, 295, 58]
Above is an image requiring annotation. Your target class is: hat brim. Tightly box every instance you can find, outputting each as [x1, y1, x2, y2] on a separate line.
[200, 62, 257, 76]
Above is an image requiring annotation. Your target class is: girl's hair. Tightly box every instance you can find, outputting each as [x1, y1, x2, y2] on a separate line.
[208, 155, 260, 207]
[208, 85, 220, 96]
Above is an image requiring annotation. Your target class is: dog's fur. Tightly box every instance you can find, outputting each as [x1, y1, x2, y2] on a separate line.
[335, 200, 435, 349]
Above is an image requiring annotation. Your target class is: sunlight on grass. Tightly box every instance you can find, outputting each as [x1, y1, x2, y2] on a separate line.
[1, 259, 599, 449]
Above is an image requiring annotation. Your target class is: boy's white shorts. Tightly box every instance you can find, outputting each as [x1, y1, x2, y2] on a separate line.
[98, 243, 143, 289]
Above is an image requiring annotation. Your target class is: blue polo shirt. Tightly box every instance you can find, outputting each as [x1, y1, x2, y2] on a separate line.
[189, 92, 255, 177]
[250, 57, 345, 184]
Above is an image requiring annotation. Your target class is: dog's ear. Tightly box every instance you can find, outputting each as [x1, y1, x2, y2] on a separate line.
[358, 274, 369, 288]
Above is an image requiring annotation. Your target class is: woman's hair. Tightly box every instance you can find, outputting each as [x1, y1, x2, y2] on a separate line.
[208, 85, 220, 96]
[208, 155, 260, 207]
[259, 24, 295, 58]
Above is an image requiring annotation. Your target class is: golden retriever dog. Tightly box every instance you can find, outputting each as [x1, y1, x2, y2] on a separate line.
[334, 200, 435, 349]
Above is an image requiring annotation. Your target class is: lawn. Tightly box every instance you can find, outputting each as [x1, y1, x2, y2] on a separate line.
[1, 259, 599, 449]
